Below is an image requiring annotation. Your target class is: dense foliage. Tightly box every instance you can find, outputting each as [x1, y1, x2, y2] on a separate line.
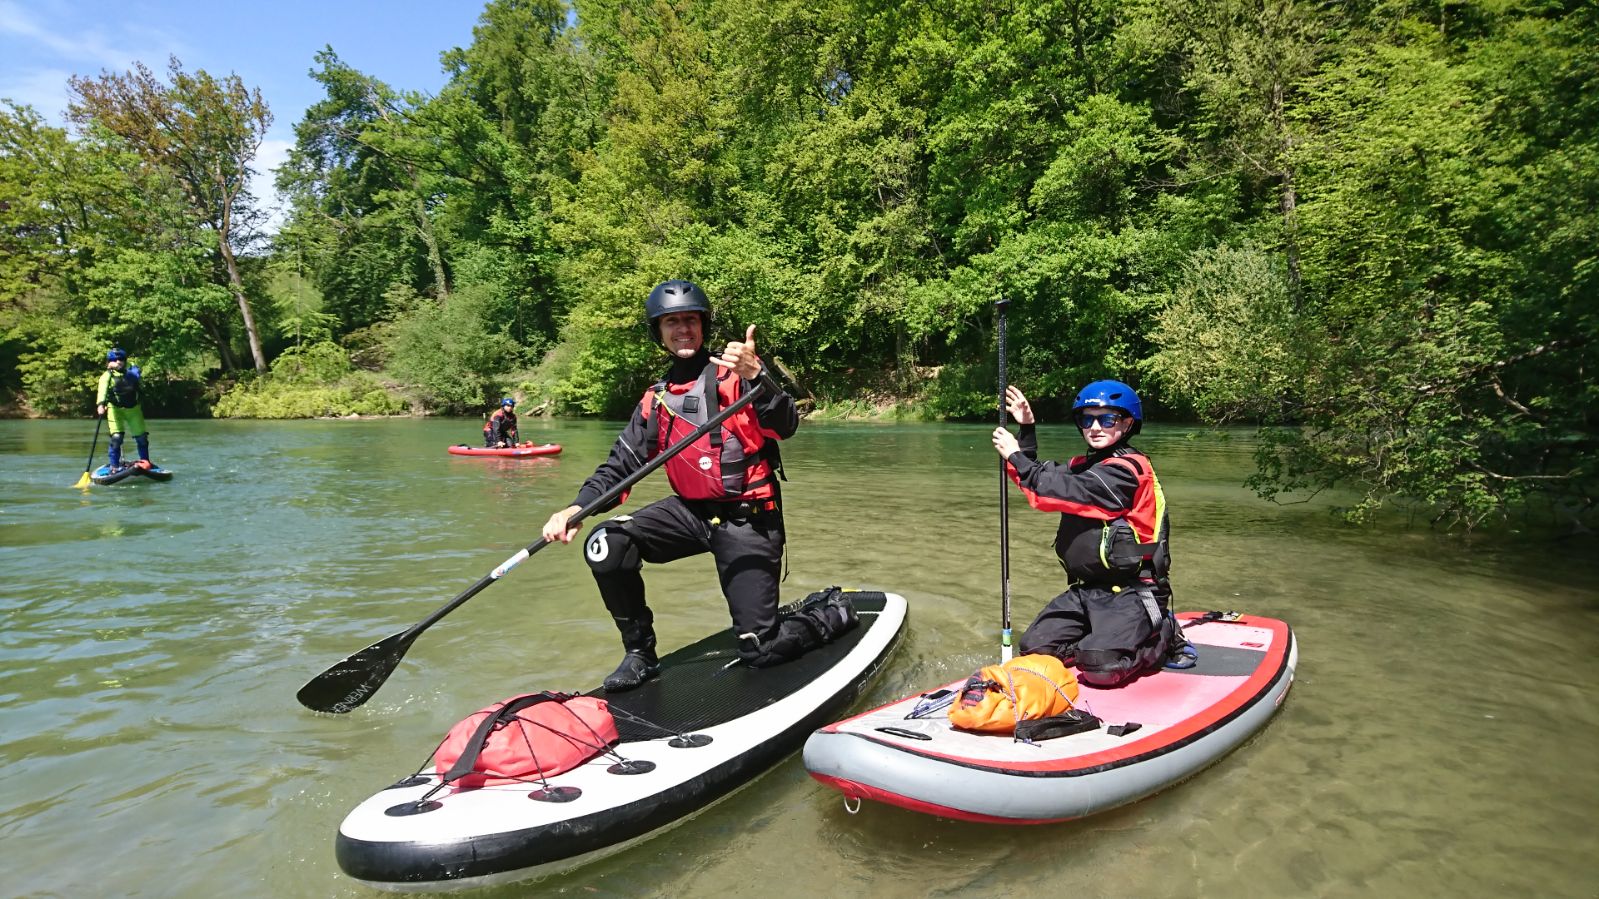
[210, 341, 405, 418]
[2, 0, 1593, 530]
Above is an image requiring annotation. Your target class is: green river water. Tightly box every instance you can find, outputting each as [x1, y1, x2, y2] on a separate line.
[2, 417, 1597, 898]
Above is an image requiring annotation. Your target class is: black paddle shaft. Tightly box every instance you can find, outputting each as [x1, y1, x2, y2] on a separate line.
[995, 298, 1012, 657]
[80, 414, 104, 477]
[296, 380, 771, 714]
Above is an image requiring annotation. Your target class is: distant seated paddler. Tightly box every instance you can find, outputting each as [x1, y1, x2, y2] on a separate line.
[484, 398, 519, 448]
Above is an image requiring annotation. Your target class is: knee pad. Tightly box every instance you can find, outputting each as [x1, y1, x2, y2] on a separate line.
[584, 520, 640, 575]
[1075, 648, 1140, 688]
[738, 588, 860, 668]
[738, 621, 804, 668]
[108, 432, 126, 450]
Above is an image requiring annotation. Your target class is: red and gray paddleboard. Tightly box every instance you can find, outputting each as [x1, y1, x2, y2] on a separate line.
[803, 610, 1295, 823]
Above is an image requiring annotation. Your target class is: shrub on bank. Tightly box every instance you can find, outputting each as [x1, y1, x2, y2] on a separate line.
[212, 342, 407, 418]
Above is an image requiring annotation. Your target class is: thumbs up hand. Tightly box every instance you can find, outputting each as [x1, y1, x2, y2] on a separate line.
[713, 324, 762, 380]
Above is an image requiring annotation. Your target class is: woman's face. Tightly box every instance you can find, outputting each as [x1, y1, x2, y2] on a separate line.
[1076, 406, 1132, 450]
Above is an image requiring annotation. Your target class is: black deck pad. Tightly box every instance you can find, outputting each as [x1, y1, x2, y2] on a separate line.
[595, 592, 889, 741]
[1167, 643, 1266, 678]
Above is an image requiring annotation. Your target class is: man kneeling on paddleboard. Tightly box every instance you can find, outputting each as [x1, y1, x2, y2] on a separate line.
[991, 379, 1180, 687]
[541, 280, 804, 692]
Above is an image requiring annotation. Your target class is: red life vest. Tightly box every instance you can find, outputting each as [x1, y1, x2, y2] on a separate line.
[483, 408, 517, 436]
[642, 363, 777, 502]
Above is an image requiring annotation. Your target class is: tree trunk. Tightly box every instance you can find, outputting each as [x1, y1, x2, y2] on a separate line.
[1280, 162, 1301, 297]
[214, 156, 267, 373]
[414, 194, 450, 301]
[201, 314, 238, 371]
[1065, 0, 1099, 95]
[1270, 79, 1303, 300]
[367, 85, 450, 302]
[218, 238, 267, 373]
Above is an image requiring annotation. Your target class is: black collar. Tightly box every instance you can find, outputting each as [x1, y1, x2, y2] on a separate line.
[665, 348, 712, 383]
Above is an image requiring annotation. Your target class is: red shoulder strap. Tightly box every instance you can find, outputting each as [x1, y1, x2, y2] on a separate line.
[641, 383, 663, 422]
[1100, 456, 1138, 476]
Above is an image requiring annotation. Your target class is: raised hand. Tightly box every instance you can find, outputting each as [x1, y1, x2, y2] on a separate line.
[713, 324, 762, 380]
[1004, 385, 1034, 425]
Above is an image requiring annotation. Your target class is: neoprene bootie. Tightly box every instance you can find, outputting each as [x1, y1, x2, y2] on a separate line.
[602, 618, 660, 693]
[603, 650, 661, 692]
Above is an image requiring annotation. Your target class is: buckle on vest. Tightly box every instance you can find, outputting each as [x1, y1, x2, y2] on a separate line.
[700, 499, 778, 521]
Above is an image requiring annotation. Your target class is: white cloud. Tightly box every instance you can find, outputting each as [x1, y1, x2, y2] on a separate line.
[0, 0, 195, 126]
[250, 137, 294, 236]
[0, 0, 191, 77]
[0, 66, 74, 120]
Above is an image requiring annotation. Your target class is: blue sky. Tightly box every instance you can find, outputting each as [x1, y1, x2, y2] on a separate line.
[0, 0, 488, 227]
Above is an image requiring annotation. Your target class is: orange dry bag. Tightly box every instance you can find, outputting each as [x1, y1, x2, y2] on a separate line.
[434, 692, 619, 789]
[947, 654, 1079, 734]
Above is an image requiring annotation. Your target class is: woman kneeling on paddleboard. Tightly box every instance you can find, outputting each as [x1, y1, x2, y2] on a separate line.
[483, 397, 520, 447]
[541, 280, 805, 692]
[991, 380, 1179, 687]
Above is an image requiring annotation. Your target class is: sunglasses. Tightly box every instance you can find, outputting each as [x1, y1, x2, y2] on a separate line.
[1075, 412, 1126, 429]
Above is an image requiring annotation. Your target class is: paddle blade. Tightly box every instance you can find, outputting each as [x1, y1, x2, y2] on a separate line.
[73, 471, 91, 488]
[296, 630, 417, 713]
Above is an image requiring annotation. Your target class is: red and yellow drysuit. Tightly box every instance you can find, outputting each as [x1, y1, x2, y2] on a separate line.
[1003, 423, 1176, 687]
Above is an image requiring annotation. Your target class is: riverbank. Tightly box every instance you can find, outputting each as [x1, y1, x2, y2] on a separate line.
[0, 376, 935, 422]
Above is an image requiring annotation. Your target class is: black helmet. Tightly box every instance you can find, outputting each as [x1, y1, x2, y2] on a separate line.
[645, 280, 712, 345]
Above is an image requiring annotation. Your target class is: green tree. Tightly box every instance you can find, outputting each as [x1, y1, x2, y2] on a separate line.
[1, 101, 230, 411]
[388, 284, 524, 412]
[276, 50, 451, 328]
[1158, 0, 1329, 292]
[1146, 242, 1304, 421]
[68, 57, 274, 372]
[1249, 1, 1599, 528]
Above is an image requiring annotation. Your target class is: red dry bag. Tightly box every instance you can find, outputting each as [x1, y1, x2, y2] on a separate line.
[434, 692, 619, 789]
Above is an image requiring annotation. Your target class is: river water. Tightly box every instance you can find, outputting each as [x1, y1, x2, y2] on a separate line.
[2, 417, 1596, 898]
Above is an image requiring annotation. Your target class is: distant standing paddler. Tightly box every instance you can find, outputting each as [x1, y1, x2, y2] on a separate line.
[96, 348, 153, 471]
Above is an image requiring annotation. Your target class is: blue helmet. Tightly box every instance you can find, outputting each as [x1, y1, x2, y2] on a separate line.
[107, 348, 128, 362]
[1073, 379, 1142, 422]
[501, 397, 515, 407]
